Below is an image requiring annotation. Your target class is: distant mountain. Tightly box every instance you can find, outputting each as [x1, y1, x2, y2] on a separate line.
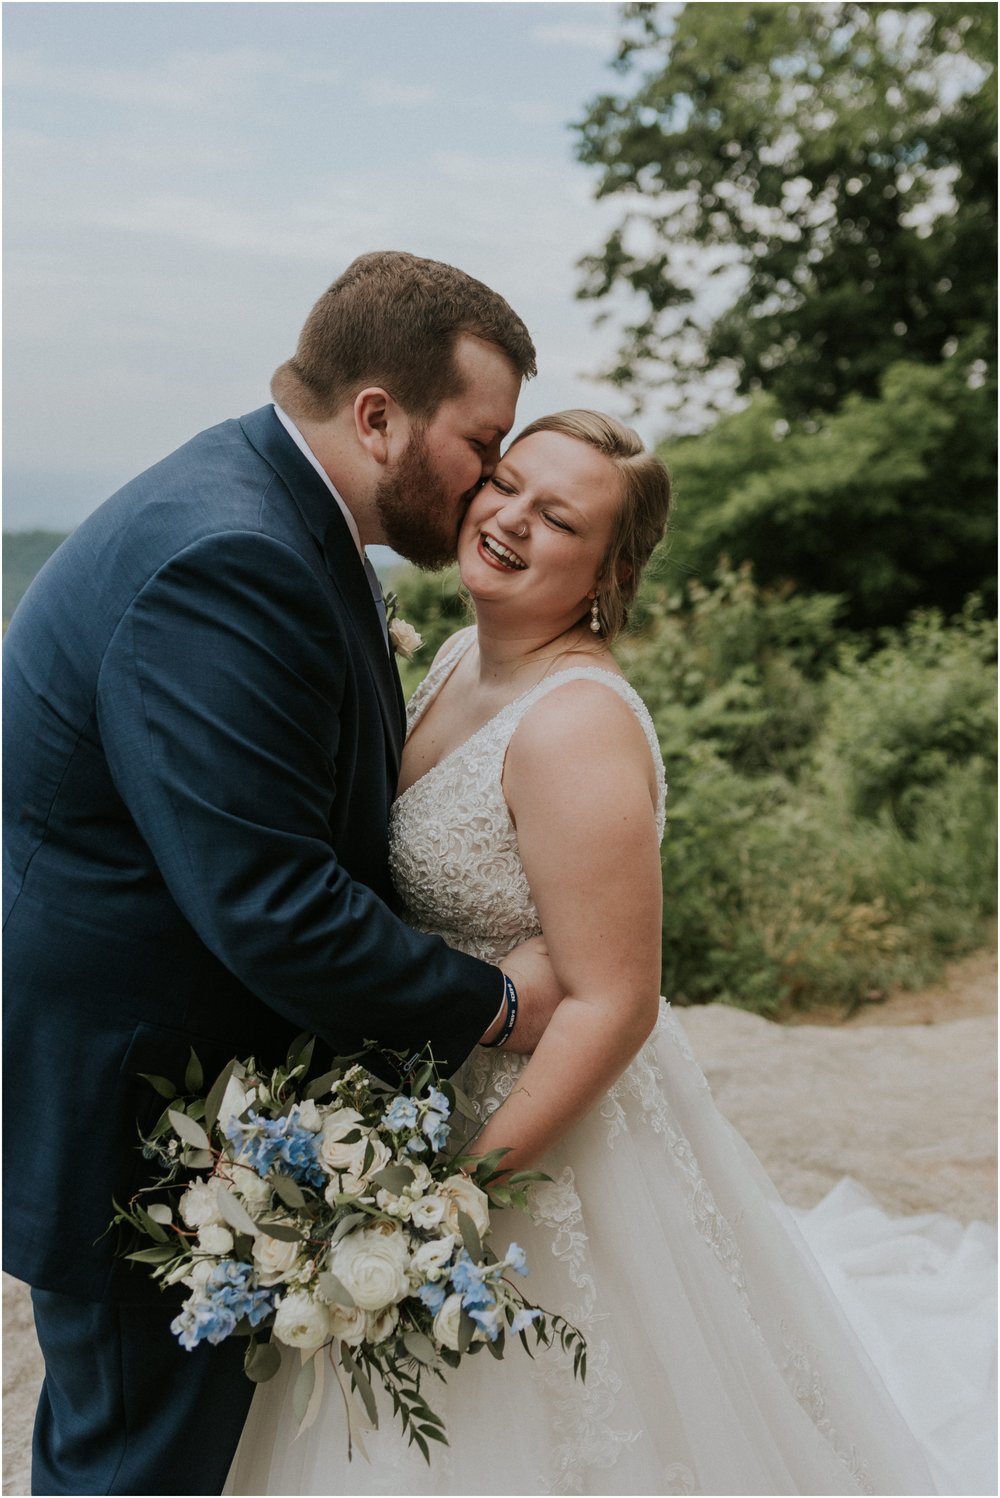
[4, 530, 69, 621]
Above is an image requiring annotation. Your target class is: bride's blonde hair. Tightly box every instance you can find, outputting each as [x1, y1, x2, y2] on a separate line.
[507, 410, 671, 642]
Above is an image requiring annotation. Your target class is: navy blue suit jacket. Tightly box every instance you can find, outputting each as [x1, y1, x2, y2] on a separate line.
[3, 405, 500, 1300]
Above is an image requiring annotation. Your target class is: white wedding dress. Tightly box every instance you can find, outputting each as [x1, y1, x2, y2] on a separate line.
[227, 639, 996, 1497]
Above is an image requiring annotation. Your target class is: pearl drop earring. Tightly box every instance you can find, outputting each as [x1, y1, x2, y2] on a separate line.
[590, 596, 602, 634]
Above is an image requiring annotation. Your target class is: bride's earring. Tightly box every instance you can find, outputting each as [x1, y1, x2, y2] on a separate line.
[590, 596, 602, 635]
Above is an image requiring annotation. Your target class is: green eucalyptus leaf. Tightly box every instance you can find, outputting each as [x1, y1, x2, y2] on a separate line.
[135, 1206, 170, 1243]
[257, 1220, 303, 1243]
[370, 1164, 415, 1194]
[330, 1211, 370, 1245]
[125, 1245, 178, 1264]
[271, 1173, 307, 1209]
[137, 1073, 177, 1100]
[340, 1345, 378, 1426]
[402, 1330, 437, 1366]
[181, 1148, 214, 1169]
[318, 1270, 355, 1307]
[456, 1209, 482, 1263]
[457, 1309, 475, 1355]
[203, 1059, 238, 1137]
[168, 1108, 211, 1151]
[292, 1356, 316, 1424]
[184, 1048, 204, 1094]
[216, 1185, 259, 1237]
[245, 1339, 282, 1383]
[304, 1067, 341, 1101]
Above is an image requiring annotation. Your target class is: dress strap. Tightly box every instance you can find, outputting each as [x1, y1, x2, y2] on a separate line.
[507, 667, 667, 840]
[405, 629, 475, 734]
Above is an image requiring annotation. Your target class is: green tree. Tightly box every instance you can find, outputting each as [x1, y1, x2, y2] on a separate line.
[576, 2, 996, 420]
[661, 347, 996, 624]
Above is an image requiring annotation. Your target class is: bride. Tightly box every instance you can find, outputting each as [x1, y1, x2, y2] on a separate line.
[227, 411, 993, 1496]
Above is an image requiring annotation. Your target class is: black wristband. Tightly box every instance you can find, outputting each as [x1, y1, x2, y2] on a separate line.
[483, 974, 518, 1048]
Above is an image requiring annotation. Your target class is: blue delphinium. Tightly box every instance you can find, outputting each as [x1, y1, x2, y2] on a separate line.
[504, 1242, 529, 1276]
[171, 1262, 272, 1351]
[450, 1251, 494, 1309]
[382, 1095, 419, 1133]
[224, 1108, 326, 1188]
[468, 1304, 504, 1342]
[417, 1281, 447, 1314]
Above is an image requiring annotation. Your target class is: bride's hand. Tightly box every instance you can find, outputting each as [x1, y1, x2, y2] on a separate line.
[495, 935, 562, 1054]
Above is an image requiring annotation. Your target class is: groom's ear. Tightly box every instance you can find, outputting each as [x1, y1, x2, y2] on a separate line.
[353, 387, 401, 465]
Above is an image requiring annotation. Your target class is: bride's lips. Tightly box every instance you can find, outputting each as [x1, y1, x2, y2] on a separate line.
[478, 531, 527, 572]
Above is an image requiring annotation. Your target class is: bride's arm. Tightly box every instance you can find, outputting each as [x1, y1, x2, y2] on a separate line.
[470, 680, 663, 1174]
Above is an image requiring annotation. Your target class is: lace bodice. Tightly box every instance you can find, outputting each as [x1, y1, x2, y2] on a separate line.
[388, 631, 666, 964]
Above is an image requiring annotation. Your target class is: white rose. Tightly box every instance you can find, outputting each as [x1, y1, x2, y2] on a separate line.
[328, 1303, 368, 1347]
[409, 1196, 446, 1231]
[432, 1293, 464, 1352]
[318, 1109, 365, 1171]
[229, 1163, 272, 1212]
[366, 1305, 399, 1344]
[411, 1235, 457, 1281]
[252, 1223, 301, 1286]
[438, 1175, 491, 1238]
[328, 1225, 410, 1311]
[196, 1224, 234, 1256]
[179, 1178, 224, 1230]
[180, 1257, 216, 1291]
[273, 1290, 332, 1352]
[388, 618, 423, 660]
[404, 1162, 434, 1197]
[294, 1099, 323, 1133]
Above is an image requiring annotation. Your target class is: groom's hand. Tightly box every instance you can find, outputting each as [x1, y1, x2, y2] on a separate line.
[488, 936, 563, 1053]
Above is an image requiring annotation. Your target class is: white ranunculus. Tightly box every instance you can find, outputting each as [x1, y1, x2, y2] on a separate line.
[273, 1290, 332, 1352]
[366, 1305, 399, 1344]
[438, 1175, 491, 1238]
[229, 1163, 272, 1212]
[432, 1293, 464, 1352]
[295, 1099, 323, 1133]
[179, 1177, 224, 1230]
[252, 1224, 301, 1286]
[411, 1235, 457, 1282]
[409, 1195, 446, 1231]
[328, 1225, 410, 1311]
[318, 1109, 365, 1171]
[197, 1224, 234, 1256]
[328, 1303, 369, 1347]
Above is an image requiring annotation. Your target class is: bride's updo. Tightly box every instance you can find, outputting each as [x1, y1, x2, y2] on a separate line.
[507, 410, 671, 642]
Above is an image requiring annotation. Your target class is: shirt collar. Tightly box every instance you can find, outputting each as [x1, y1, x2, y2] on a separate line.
[272, 402, 363, 557]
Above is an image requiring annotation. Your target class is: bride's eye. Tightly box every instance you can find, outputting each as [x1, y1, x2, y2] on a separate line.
[490, 477, 515, 495]
[544, 512, 573, 533]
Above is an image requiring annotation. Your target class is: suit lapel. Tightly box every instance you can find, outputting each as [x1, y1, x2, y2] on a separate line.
[239, 406, 406, 770]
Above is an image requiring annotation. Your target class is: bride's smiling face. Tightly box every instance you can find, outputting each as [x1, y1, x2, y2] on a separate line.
[458, 430, 622, 627]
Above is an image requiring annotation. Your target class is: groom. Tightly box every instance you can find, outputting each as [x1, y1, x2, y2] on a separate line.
[3, 251, 559, 1494]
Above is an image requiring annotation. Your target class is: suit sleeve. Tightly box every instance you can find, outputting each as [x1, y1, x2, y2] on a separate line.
[95, 529, 502, 1073]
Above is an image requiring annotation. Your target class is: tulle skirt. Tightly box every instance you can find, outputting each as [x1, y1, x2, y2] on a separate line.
[225, 1008, 996, 1496]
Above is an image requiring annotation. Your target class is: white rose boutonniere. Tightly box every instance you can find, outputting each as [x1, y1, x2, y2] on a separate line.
[388, 617, 423, 660]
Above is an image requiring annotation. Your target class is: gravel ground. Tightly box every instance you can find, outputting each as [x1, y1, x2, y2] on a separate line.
[4, 949, 995, 1496]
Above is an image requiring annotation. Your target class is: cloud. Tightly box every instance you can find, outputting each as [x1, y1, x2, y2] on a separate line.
[362, 78, 438, 108]
[529, 22, 614, 53]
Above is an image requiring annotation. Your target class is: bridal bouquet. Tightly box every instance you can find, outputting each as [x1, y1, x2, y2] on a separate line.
[113, 1037, 585, 1461]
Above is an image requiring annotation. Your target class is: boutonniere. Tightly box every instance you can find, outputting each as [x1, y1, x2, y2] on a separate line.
[383, 591, 424, 660]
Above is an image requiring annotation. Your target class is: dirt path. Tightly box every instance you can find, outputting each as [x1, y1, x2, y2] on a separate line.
[4, 947, 996, 1495]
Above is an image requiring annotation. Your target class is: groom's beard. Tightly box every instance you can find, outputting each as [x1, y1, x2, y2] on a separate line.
[374, 430, 465, 571]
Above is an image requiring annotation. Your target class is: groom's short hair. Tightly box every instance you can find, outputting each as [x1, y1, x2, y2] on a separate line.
[271, 251, 536, 421]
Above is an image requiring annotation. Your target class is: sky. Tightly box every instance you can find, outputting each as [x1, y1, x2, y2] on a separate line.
[3, 0, 676, 532]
